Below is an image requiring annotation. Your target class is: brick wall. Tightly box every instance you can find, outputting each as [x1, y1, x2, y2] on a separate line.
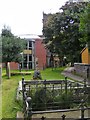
[10, 62, 18, 70]
[35, 39, 46, 69]
[2, 62, 18, 70]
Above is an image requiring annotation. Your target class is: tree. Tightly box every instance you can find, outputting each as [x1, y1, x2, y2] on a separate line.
[79, 3, 90, 51]
[43, 2, 88, 65]
[2, 26, 26, 78]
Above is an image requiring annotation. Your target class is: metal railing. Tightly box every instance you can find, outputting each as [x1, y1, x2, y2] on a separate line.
[21, 77, 90, 120]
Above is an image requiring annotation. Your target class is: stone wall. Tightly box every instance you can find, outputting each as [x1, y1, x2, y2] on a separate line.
[74, 63, 90, 79]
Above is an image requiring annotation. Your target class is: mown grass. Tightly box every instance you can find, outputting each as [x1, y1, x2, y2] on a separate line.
[2, 67, 66, 118]
[41, 67, 65, 80]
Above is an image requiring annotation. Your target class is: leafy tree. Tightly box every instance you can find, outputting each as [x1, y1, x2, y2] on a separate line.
[43, 2, 88, 65]
[79, 3, 90, 51]
[2, 26, 26, 78]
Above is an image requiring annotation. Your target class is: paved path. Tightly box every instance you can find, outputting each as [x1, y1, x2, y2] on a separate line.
[61, 67, 84, 83]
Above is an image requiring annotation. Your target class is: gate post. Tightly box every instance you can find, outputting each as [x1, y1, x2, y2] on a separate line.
[26, 97, 32, 120]
[61, 114, 66, 120]
[80, 99, 85, 119]
[44, 80, 47, 110]
[65, 76, 67, 95]
[41, 116, 46, 120]
[22, 77, 26, 112]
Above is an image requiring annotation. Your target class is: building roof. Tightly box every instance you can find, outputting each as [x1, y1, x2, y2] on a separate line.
[18, 34, 42, 40]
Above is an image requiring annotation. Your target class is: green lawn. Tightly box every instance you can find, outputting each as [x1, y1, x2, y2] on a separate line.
[2, 67, 65, 118]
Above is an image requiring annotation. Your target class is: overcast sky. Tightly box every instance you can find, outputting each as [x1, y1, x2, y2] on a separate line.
[0, 0, 68, 35]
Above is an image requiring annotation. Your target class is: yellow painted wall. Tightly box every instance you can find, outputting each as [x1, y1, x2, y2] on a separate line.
[82, 48, 89, 64]
[88, 52, 90, 64]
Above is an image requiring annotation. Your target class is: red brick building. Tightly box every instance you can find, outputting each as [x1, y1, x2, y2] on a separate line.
[35, 38, 46, 69]
[10, 34, 46, 70]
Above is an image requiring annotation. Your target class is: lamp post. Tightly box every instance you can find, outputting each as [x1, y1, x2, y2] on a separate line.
[63, 56, 67, 66]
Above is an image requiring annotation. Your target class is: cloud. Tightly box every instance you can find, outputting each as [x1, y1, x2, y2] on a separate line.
[0, 0, 68, 35]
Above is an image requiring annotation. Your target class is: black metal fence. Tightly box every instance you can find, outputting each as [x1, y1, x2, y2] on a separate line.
[21, 77, 90, 120]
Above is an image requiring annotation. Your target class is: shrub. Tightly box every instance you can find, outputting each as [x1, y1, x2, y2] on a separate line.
[54, 91, 73, 109]
[30, 87, 74, 110]
[31, 87, 53, 111]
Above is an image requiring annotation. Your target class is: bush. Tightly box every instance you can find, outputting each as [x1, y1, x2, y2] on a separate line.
[31, 87, 53, 111]
[30, 87, 74, 110]
[54, 91, 73, 109]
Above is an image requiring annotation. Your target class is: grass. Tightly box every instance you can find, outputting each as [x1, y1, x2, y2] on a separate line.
[41, 67, 65, 80]
[2, 75, 23, 118]
[2, 67, 66, 118]
[0, 85, 2, 119]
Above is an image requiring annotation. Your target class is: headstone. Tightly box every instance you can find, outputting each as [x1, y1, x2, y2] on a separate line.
[33, 69, 42, 80]
[7, 62, 11, 79]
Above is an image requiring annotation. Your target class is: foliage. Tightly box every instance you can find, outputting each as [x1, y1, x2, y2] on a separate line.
[54, 91, 73, 109]
[43, 2, 88, 64]
[31, 88, 74, 110]
[2, 26, 26, 63]
[31, 88, 53, 110]
[79, 3, 90, 51]
[1, 26, 26, 78]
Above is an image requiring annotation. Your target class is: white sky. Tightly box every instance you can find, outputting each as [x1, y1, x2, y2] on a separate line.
[0, 0, 68, 35]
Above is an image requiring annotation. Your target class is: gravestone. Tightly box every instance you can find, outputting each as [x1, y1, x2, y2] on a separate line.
[33, 69, 42, 80]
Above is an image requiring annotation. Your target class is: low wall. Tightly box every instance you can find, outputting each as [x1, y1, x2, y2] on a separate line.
[74, 63, 90, 79]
